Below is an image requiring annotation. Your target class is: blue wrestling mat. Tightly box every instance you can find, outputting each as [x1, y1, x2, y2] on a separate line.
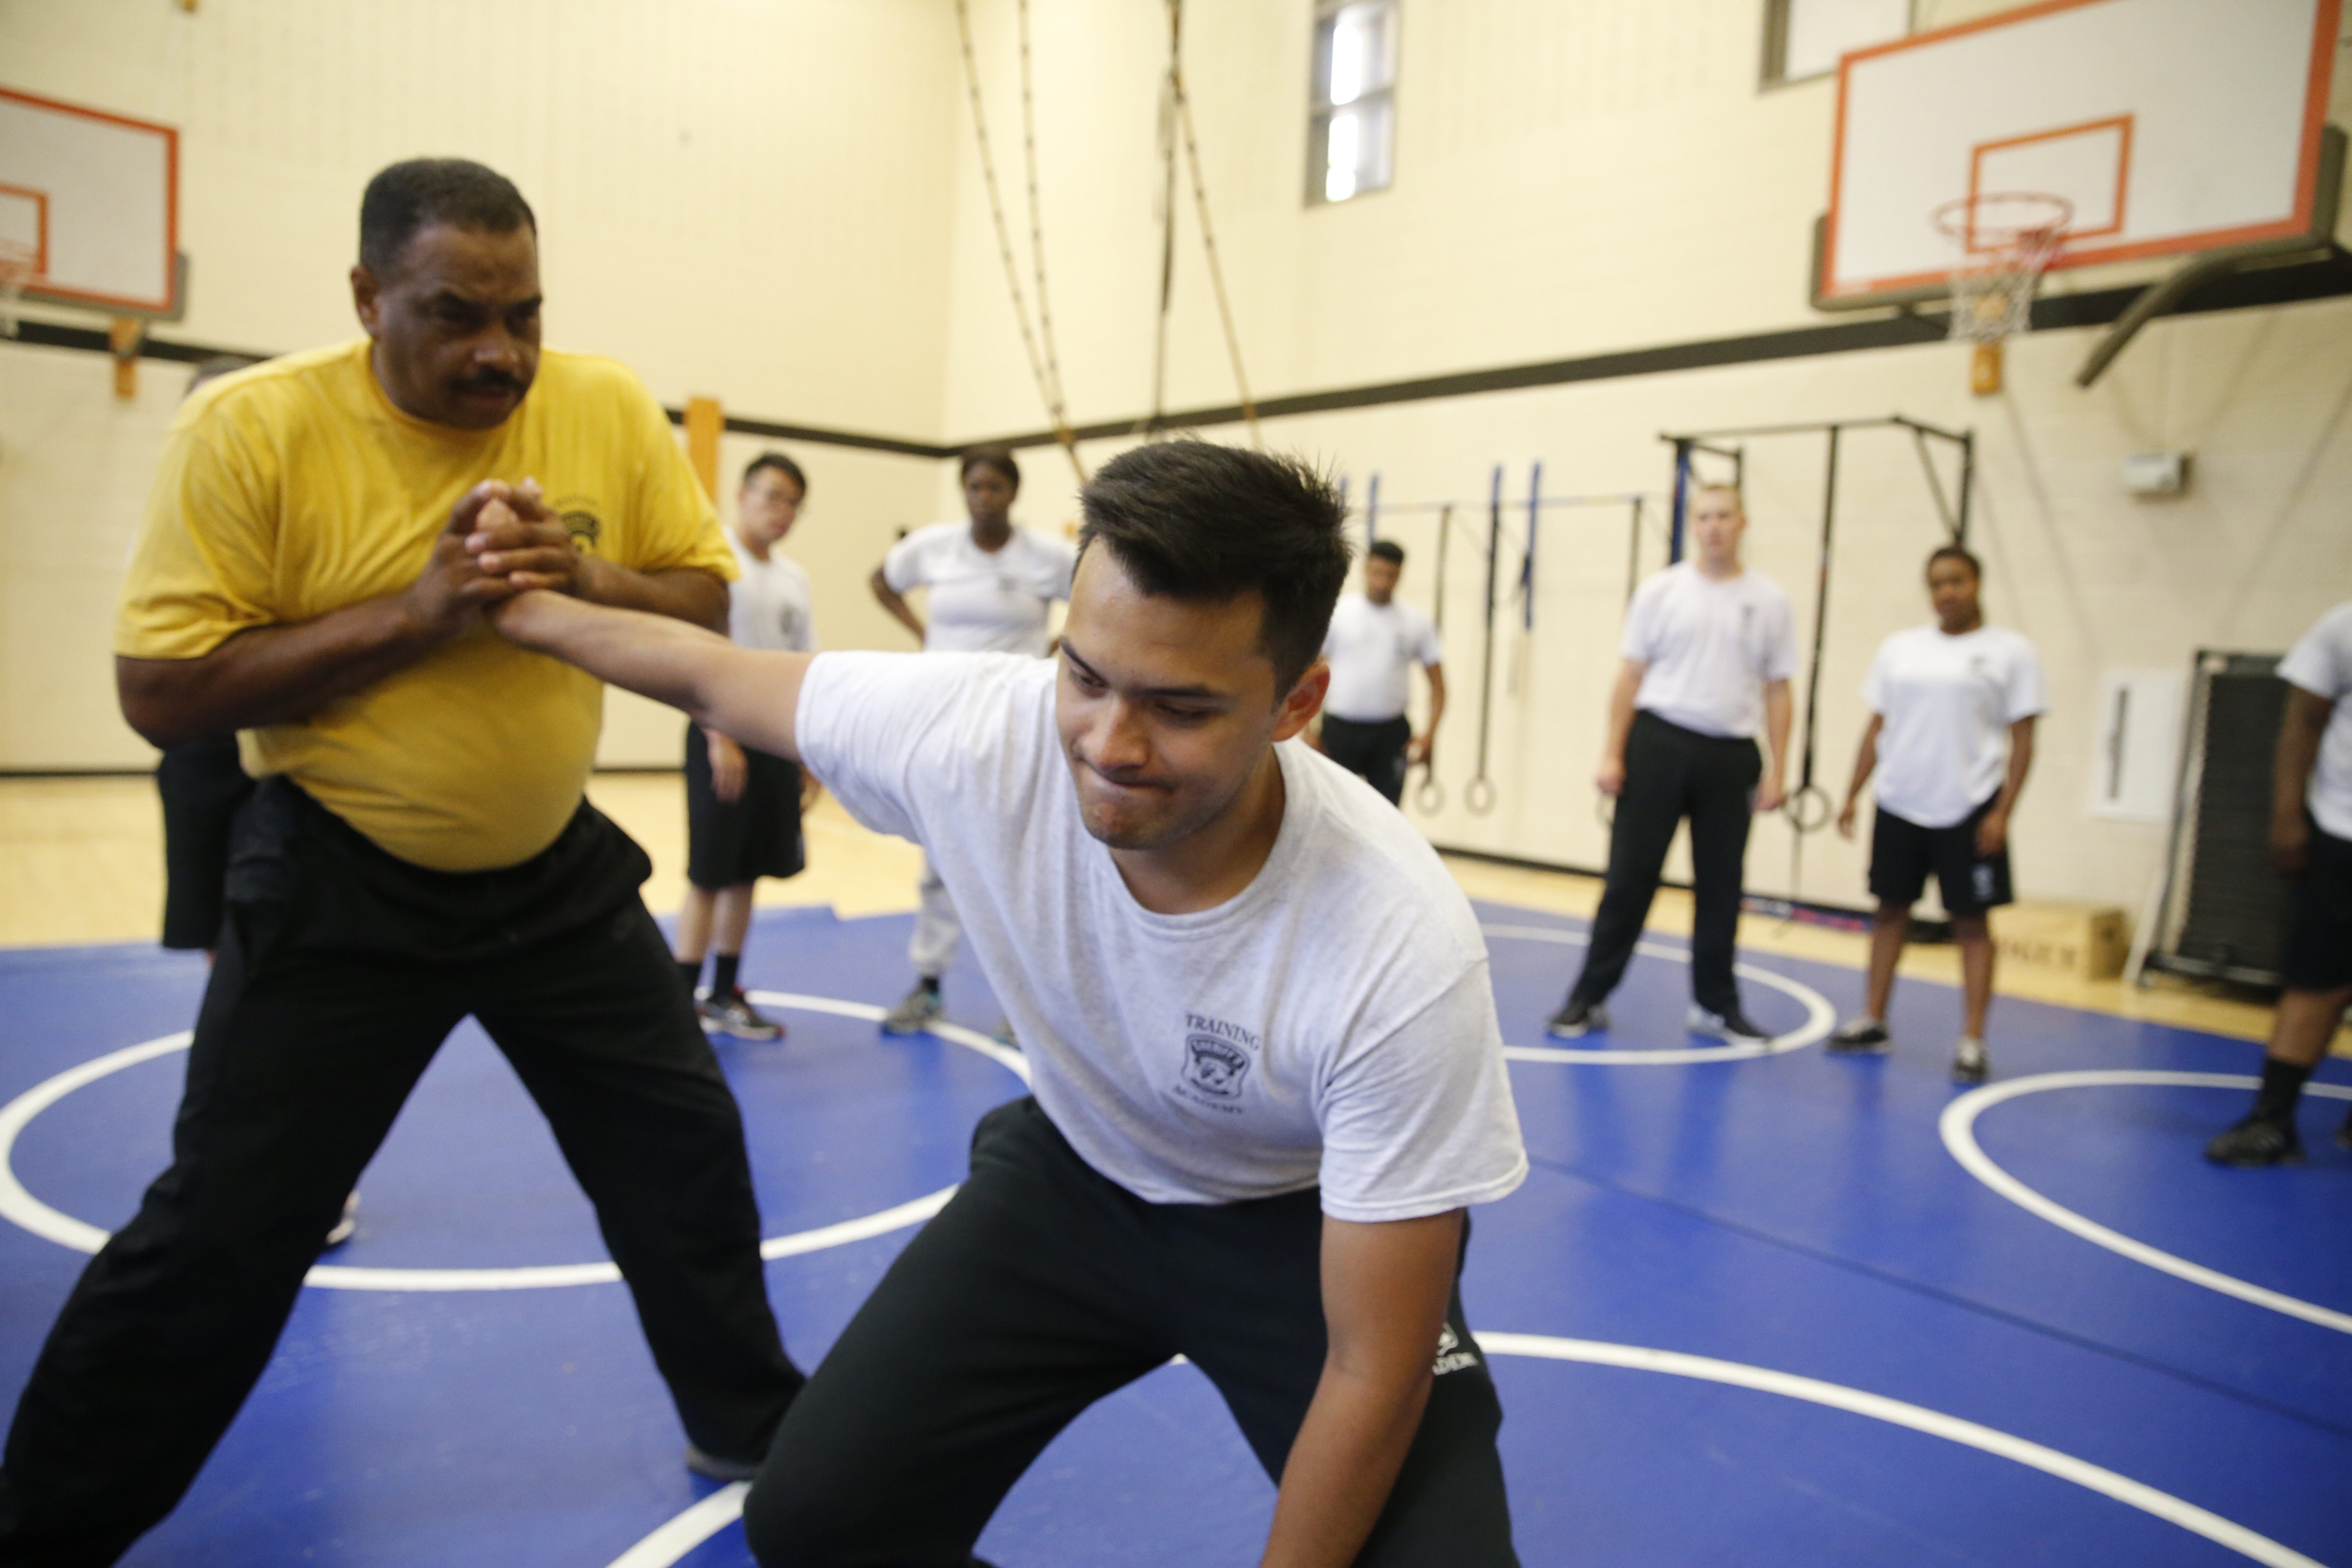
[1, 903, 2345, 1566]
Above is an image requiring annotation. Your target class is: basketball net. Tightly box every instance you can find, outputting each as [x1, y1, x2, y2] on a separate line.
[1932, 192, 2071, 396]
[0, 238, 36, 339]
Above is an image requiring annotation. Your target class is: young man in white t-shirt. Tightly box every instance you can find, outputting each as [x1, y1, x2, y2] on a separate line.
[676, 451, 821, 1041]
[1548, 484, 1797, 1046]
[491, 440, 1529, 1567]
[2207, 600, 2352, 1166]
[1829, 546, 2044, 1083]
[867, 447, 1077, 1037]
[1316, 539, 1447, 805]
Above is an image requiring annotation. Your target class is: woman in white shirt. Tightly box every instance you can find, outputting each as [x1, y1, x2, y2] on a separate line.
[867, 447, 1077, 1036]
[1831, 545, 2045, 1083]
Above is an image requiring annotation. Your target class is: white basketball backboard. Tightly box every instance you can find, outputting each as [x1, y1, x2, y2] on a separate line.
[1817, 0, 2340, 307]
[0, 87, 180, 318]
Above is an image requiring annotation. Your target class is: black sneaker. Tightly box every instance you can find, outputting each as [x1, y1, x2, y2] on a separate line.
[2205, 1113, 2304, 1168]
[1545, 998, 1609, 1039]
[1827, 1018, 1892, 1055]
[1950, 1038, 1990, 1084]
[699, 989, 785, 1042]
[1687, 1004, 1774, 1047]
[683, 1441, 763, 1483]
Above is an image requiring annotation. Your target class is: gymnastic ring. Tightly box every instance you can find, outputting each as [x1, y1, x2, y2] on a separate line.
[1464, 777, 1499, 816]
[1783, 783, 1834, 835]
[1413, 771, 1446, 814]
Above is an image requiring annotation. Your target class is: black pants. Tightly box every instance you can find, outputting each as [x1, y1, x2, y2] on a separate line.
[0, 779, 802, 1568]
[155, 732, 254, 950]
[683, 721, 806, 891]
[1570, 710, 1761, 1017]
[743, 1098, 1516, 1567]
[1322, 714, 1412, 805]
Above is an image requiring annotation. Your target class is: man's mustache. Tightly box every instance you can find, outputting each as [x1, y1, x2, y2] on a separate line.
[455, 372, 527, 395]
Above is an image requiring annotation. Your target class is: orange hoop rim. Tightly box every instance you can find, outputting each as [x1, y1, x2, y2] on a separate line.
[1932, 191, 2075, 254]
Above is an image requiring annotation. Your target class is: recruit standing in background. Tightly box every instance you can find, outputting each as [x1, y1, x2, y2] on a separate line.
[152, 355, 262, 962]
[675, 450, 820, 1042]
[0, 160, 805, 1567]
[1547, 484, 1796, 1048]
[868, 446, 1075, 1038]
[2206, 600, 2352, 1166]
[493, 439, 1528, 1568]
[1317, 538, 1447, 806]
[1828, 545, 2044, 1084]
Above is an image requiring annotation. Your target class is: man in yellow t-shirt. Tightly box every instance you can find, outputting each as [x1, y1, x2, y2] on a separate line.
[0, 159, 803, 1566]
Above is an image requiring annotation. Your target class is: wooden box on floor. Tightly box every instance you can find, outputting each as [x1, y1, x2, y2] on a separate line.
[1988, 901, 2130, 982]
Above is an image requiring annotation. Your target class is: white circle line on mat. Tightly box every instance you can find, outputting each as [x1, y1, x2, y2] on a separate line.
[1481, 923, 1834, 1063]
[0, 997, 1026, 1292]
[1941, 1070, 2352, 1335]
[597, 1332, 2323, 1568]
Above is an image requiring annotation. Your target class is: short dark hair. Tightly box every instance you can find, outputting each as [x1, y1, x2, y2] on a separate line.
[744, 450, 807, 496]
[1367, 539, 1405, 567]
[1076, 440, 1351, 693]
[960, 445, 1021, 490]
[1926, 543, 1982, 580]
[359, 159, 537, 278]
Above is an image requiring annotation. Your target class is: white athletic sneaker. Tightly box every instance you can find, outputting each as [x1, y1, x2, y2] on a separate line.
[321, 1191, 359, 1251]
[1951, 1038, 1991, 1084]
[1686, 1004, 1775, 1047]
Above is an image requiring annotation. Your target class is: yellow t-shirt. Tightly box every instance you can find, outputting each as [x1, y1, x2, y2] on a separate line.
[116, 338, 736, 872]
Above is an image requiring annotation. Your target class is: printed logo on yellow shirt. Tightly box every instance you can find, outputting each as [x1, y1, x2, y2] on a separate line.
[555, 493, 603, 552]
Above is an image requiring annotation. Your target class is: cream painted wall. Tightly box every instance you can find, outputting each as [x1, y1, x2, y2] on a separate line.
[0, 0, 958, 769]
[930, 0, 2352, 916]
[4, 0, 2348, 928]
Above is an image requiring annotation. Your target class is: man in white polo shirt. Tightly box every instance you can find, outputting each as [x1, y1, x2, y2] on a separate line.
[2207, 600, 2352, 1166]
[1318, 539, 1447, 805]
[1547, 483, 1796, 1046]
[492, 440, 1528, 1566]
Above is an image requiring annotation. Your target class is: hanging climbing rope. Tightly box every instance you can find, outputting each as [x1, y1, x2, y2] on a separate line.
[953, 0, 1087, 481]
[1162, 0, 1262, 448]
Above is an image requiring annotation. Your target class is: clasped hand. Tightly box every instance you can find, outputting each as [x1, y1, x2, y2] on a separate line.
[405, 478, 587, 637]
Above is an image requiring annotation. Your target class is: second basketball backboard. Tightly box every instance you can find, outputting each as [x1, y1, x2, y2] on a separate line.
[1815, 0, 2341, 309]
[0, 86, 181, 318]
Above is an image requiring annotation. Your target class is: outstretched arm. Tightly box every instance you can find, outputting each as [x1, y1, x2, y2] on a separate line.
[1258, 1209, 1463, 1568]
[492, 590, 813, 762]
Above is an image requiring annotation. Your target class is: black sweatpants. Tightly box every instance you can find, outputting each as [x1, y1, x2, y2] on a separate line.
[1321, 714, 1413, 805]
[742, 1097, 1517, 1568]
[0, 779, 802, 1568]
[1570, 709, 1762, 1018]
[155, 732, 254, 950]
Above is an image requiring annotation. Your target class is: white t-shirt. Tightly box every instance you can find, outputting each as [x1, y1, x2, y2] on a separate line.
[1621, 561, 1799, 739]
[796, 652, 1528, 1222]
[1861, 624, 2046, 829]
[881, 521, 1076, 656]
[726, 532, 818, 654]
[2280, 602, 2352, 842]
[1321, 594, 1443, 724]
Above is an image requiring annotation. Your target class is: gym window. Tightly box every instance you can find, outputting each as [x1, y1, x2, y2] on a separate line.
[1308, 0, 1398, 206]
[1761, 0, 1912, 85]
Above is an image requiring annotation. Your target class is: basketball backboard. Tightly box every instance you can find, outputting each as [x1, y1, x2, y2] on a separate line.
[0, 87, 181, 320]
[1814, 0, 2341, 310]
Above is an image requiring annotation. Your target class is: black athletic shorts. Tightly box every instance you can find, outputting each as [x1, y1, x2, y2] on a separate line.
[684, 723, 805, 892]
[2282, 820, 2352, 992]
[157, 732, 256, 950]
[1869, 795, 2013, 916]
